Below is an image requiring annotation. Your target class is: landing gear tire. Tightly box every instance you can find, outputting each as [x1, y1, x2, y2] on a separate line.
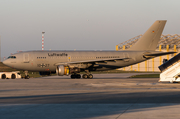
[83, 74, 93, 79]
[71, 75, 75, 79]
[71, 74, 81, 79]
[82, 74, 88, 79]
[76, 74, 81, 79]
[11, 74, 16, 79]
[25, 75, 30, 79]
[88, 74, 93, 79]
[2, 74, 6, 79]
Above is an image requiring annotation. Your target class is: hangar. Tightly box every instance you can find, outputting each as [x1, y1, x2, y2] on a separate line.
[116, 34, 180, 72]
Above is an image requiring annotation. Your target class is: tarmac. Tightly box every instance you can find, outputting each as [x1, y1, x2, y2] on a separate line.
[1, 73, 180, 119]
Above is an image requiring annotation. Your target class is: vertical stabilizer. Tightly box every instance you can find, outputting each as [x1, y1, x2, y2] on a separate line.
[128, 20, 166, 51]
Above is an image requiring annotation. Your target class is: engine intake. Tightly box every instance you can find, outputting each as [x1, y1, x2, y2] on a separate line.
[56, 65, 69, 76]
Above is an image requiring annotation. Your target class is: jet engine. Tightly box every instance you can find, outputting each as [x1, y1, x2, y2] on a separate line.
[56, 65, 69, 76]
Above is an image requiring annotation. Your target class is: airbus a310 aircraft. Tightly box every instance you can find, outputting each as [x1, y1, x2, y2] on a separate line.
[3, 20, 175, 79]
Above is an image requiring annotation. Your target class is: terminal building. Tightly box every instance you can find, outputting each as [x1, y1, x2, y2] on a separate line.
[116, 34, 180, 72]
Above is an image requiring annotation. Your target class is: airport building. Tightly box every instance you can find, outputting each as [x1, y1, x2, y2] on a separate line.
[116, 34, 180, 72]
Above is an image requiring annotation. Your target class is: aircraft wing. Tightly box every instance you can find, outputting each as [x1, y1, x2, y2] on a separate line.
[144, 51, 176, 57]
[54, 58, 131, 66]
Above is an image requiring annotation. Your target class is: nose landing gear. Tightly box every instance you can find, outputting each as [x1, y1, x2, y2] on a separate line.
[22, 71, 30, 79]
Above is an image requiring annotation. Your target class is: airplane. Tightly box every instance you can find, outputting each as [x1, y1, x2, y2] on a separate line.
[3, 20, 175, 79]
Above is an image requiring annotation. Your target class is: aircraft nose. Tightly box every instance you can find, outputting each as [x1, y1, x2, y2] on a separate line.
[3, 60, 10, 66]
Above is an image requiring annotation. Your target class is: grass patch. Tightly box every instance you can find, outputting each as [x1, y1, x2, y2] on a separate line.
[130, 74, 160, 78]
[20, 71, 42, 78]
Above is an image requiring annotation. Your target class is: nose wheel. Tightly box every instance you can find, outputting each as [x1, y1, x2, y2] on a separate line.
[23, 71, 30, 79]
[25, 75, 30, 79]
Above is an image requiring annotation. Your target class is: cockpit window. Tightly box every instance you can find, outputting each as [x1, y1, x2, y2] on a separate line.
[7, 56, 16, 59]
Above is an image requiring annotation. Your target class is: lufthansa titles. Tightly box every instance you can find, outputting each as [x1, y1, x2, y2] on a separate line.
[48, 53, 68, 57]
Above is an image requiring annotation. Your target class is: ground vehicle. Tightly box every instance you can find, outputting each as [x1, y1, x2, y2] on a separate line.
[0, 71, 21, 79]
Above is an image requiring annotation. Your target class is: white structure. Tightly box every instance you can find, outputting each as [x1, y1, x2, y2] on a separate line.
[0, 71, 21, 79]
[116, 34, 180, 72]
[42, 32, 45, 50]
[159, 53, 180, 83]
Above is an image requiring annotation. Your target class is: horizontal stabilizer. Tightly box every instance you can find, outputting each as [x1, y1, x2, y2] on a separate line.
[144, 51, 176, 57]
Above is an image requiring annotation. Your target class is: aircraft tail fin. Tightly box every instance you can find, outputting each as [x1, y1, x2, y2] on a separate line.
[128, 20, 167, 51]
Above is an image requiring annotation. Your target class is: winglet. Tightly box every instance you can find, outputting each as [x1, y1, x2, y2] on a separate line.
[127, 20, 167, 51]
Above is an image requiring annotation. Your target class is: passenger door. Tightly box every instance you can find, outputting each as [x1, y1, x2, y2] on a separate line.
[23, 53, 29, 63]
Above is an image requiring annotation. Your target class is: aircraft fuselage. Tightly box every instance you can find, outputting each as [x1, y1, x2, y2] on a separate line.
[3, 50, 147, 72]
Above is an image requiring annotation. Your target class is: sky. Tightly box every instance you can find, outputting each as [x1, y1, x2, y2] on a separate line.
[0, 0, 180, 59]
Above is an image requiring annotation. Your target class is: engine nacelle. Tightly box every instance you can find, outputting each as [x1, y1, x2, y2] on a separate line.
[56, 65, 69, 76]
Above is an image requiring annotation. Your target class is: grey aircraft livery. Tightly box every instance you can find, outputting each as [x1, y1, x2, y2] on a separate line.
[3, 20, 175, 79]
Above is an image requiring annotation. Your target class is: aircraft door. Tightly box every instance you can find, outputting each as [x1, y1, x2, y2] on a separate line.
[23, 53, 29, 63]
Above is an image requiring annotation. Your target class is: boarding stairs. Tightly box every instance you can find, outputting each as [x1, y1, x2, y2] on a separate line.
[159, 53, 180, 83]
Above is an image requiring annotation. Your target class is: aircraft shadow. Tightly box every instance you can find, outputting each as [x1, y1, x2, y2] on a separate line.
[0, 91, 180, 119]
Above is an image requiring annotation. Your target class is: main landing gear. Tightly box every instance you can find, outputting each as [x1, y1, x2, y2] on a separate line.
[71, 74, 81, 79]
[70, 74, 93, 79]
[83, 70, 93, 79]
[70, 70, 93, 79]
[82, 74, 93, 79]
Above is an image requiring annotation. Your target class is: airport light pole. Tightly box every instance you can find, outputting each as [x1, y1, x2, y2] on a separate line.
[42, 32, 45, 50]
[0, 35, 1, 62]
